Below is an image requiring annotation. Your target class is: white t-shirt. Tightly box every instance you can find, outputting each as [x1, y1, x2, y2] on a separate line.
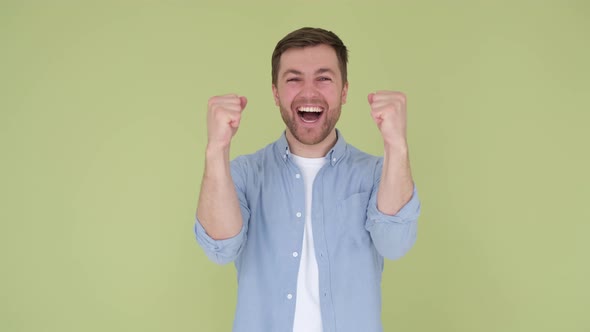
[291, 154, 327, 332]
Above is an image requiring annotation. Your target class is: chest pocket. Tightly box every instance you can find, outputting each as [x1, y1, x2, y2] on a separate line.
[333, 191, 372, 245]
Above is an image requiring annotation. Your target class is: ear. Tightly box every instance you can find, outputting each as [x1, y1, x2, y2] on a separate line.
[341, 81, 349, 105]
[272, 84, 280, 106]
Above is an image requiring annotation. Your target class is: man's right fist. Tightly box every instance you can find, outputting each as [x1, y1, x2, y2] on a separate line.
[207, 94, 248, 150]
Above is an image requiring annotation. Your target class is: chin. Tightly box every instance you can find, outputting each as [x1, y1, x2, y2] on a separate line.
[292, 127, 333, 146]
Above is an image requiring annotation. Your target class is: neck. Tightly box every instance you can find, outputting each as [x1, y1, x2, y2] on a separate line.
[285, 129, 337, 158]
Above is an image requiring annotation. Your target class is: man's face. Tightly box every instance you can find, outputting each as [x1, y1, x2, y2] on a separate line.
[272, 44, 348, 146]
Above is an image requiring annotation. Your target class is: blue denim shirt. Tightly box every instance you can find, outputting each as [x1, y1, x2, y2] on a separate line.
[195, 130, 421, 332]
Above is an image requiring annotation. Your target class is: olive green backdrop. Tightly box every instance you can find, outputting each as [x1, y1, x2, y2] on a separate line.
[1, 0, 588, 331]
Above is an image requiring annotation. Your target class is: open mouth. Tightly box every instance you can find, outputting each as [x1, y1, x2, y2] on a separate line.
[296, 106, 324, 123]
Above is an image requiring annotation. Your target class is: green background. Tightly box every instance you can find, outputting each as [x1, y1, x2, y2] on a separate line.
[1, 0, 589, 331]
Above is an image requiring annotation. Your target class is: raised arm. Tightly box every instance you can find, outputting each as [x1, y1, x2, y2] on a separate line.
[368, 91, 414, 212]
[196, 94, 248, 240]
[365, 91, 420, 260]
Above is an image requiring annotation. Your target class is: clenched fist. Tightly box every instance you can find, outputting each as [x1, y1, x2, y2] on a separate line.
[368, 91, 407, 147]
[207, 94, 248, 150]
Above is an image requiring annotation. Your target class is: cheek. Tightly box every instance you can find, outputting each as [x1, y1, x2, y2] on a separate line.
[320, 86, 342, 104]
[279, 89, 297, 105]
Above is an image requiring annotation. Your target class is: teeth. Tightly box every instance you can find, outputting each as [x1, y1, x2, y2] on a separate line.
[298, 106, 323, 113]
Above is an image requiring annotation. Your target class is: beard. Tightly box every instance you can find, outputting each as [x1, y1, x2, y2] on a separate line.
[279, 98, 342, 146]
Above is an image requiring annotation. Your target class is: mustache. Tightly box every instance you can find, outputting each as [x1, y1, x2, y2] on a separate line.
[291, 97, 328, 110]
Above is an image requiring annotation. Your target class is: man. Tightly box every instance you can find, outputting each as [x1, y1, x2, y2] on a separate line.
[195, 27, 420, 332]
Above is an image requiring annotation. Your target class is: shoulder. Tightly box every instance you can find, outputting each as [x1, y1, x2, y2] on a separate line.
[345, 143, 383, 166]
[230, 140, 280, 172]
[341, 143, 384, 184]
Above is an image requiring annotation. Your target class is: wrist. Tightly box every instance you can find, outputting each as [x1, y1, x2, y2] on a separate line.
[383, 139, 408, 155]
[205, 143, 230, 159]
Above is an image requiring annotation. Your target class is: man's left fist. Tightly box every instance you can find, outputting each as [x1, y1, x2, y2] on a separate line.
[368, 90, 407, 147]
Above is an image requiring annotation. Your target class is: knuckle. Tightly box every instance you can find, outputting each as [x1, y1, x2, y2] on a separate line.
[210, 103, 221, 113]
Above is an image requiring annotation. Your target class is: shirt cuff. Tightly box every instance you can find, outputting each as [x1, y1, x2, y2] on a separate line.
[366, 185, 421, 227]
[194, 217, 246, 264]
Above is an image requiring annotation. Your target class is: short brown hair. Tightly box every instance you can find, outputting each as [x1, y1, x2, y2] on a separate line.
[271, 27, 349, 85]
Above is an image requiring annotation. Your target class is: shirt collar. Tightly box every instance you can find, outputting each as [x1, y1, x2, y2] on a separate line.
[276, 129, 347, 166]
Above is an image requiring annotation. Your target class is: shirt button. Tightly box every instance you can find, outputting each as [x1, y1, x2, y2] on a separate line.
[287, 293, 293, 300]
[296, 212, 302, 218]
[292, 252, 298, 257]
[295, 173, 300, 179]
[332, 158, 336, 162]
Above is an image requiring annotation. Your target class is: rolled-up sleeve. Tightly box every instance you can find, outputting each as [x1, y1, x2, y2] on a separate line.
[194, 216, 247, 265]
[365, 184, 421, 260]
[194, 157, 251, 265]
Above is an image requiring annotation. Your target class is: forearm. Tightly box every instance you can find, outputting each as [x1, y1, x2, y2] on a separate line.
[196, 146, 243, 240]
[377, 142, 414, 215]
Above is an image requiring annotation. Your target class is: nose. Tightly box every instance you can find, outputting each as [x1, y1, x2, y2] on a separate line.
[299, 79, 320, 99]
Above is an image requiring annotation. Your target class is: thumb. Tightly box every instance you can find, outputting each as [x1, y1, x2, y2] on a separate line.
[367, 93, 374, 105]
[230, 117, 241, 128]
[240, 96, 248, 110]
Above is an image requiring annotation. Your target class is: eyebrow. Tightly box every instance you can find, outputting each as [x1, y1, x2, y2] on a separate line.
[282, 69, 303, 77]
[281, 68, 336, 78]
[315, 68, 336, 76]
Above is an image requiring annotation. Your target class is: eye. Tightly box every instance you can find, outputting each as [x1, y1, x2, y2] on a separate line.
[286, 77, 300, 82]
[317, 76, 332, 82]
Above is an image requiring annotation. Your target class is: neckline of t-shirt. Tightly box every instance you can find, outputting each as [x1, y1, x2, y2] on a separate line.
[290, 153, 327, 166]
